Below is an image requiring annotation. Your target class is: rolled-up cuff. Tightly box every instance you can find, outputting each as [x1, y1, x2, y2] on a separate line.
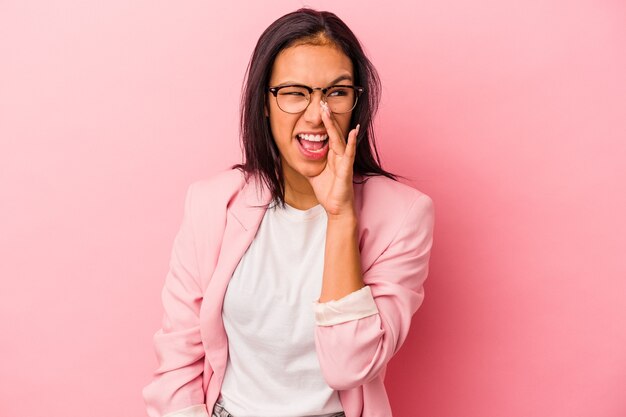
[312, 285, 379, 326]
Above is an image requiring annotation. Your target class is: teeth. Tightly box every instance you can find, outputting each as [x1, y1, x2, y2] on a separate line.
[297, 133, 328, 142]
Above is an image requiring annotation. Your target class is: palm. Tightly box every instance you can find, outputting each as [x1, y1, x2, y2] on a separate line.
[307, 141, 353, 215]
[305, 102, 360, 217]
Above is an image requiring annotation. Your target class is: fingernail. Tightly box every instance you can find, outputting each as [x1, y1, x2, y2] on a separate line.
[320, 101, 329, 115]
[356, 124, 360, 133]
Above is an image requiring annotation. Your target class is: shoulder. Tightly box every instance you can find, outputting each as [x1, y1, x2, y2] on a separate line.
[355, 174, 434, 271]
[182, 168, 246, 218]
[356, 174, 434, 220]
[188, 168, 245, 197]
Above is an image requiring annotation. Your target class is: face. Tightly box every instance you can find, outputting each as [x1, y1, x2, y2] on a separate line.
[265, 43, 354, 182]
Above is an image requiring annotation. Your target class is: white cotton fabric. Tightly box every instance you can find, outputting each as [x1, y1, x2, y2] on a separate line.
[217, 200, 378, 417]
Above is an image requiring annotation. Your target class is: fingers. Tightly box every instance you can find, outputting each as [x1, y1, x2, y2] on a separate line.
[320, 101, 358, 159]
[320, 101, 343, 155]
[345, 124, 360, 160]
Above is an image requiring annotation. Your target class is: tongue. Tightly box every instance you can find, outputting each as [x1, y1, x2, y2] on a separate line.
[300, 139, 325, 151]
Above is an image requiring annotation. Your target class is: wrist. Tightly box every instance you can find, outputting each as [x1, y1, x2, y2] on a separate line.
[327, 211, 358, 227]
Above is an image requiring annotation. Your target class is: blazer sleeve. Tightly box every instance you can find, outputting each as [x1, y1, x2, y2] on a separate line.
[142, 183, 211, 417]
[312, 193, 435, 390]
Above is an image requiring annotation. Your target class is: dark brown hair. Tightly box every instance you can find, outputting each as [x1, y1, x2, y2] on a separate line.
[231, 7, 405, 208]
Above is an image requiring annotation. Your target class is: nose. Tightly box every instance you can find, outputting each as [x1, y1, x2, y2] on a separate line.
[312, 89, 326, 104]
[303, 90, 326, 122]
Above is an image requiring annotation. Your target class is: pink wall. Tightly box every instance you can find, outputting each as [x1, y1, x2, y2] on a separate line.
[1, 1, 625, 416]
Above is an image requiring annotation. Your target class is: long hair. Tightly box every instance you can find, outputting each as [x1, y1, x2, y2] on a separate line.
[231, 7, 405, 208]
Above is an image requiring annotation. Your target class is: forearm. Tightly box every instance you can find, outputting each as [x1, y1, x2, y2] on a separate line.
[318, 210, 364, 302]
[313, 194, 435, 390]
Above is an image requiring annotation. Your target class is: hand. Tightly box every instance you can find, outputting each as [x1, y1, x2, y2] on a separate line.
[305, 100, 360, 218]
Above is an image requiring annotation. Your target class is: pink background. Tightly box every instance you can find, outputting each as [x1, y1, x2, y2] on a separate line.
[1, 1, 625, 416]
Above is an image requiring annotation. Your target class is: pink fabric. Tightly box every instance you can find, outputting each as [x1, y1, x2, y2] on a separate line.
[142, 168, 435, 417]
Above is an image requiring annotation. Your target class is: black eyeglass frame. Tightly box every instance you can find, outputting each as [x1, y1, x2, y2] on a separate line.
[267, 84, 365, 114]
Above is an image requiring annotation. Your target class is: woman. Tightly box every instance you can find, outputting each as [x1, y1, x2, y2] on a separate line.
[143, 7, 435, 417]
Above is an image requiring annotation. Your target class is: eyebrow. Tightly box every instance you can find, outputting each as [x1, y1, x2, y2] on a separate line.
[276, 74, 353, 87]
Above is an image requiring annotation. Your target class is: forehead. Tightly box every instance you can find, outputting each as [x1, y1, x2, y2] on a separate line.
[270, 44, 353, 84]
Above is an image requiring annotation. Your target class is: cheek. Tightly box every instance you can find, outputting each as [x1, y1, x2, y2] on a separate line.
[268, 118, 293, 147]
[270, 114, 297, 134]
[338, 118, 352, 137]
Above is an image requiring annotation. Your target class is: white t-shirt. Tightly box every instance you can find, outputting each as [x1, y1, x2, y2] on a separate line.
[217, 200, 376, 417]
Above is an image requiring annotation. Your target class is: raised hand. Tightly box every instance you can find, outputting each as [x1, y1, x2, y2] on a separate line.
[305, 99, 360, 218]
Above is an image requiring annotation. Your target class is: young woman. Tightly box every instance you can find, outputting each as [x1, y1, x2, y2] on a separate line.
[143, 8, 435, 417]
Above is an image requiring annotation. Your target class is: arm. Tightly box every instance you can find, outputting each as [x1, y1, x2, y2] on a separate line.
[142, 183, 210, 417]
[318, 208, 364, 303]
[312, 194, 435, 390]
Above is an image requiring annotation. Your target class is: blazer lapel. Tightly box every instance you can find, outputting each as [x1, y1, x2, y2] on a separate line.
[200, 173, 273, 372]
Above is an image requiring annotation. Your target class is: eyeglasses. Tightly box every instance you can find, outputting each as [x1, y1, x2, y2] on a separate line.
[267, 84, 365, 114]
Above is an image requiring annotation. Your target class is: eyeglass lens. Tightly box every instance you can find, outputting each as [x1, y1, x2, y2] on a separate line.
[276, 86, 357, 113]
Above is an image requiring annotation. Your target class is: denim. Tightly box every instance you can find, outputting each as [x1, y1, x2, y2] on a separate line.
[211, 402, 346, 417]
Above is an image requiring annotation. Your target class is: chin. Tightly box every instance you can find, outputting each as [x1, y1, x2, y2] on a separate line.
[299, 163, 325, 176]
[285, 159, 325, 178]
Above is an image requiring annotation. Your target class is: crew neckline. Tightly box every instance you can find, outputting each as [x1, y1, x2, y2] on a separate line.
[274, 201, 326, 221]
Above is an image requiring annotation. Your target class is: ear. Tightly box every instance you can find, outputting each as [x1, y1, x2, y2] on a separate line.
[264, 103, 269, 117]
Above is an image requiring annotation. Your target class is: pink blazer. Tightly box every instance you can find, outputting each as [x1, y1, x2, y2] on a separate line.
[143, 168, 435, 417]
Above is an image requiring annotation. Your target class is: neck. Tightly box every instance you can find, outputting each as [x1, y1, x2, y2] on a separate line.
[282, 169, 319, 210]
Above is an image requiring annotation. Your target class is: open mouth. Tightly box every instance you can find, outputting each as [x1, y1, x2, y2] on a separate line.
[296, 133, 329, 152]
